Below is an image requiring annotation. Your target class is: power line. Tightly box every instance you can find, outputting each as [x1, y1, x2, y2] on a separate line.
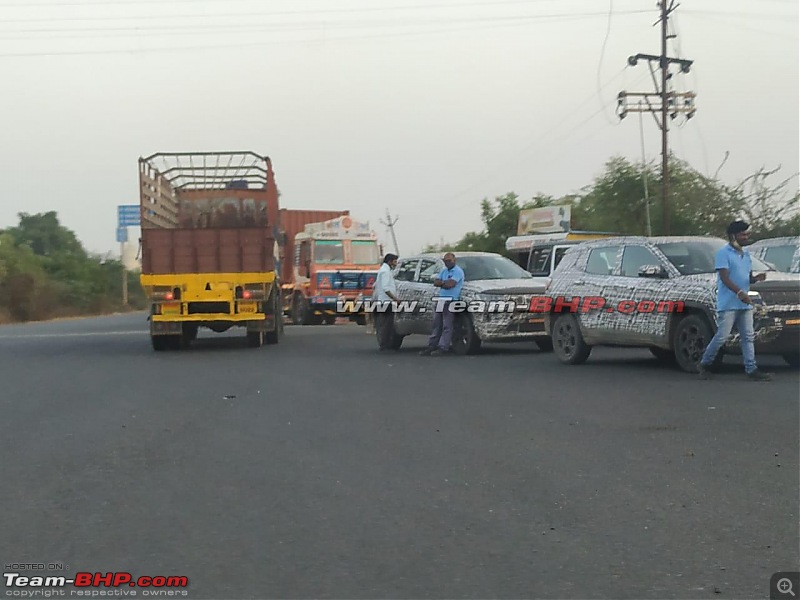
[0, 11, 653, 37]
[0, 3, 651, 24]
[0, 0, 559, 7]
[596, 0, 617, 126]
[0, 16, 618, 57]
[441, 67, 652, 205]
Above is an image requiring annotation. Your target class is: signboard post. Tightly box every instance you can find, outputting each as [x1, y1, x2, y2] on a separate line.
[117, 205, 139, 306]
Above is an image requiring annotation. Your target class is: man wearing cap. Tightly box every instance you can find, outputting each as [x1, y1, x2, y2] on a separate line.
[698, 220, 771, 380]
[372, 253, 400, 350]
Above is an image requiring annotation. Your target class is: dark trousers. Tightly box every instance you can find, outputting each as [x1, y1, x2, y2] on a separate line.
[375, 309, 395, 350]
[428, 301, 456, 350]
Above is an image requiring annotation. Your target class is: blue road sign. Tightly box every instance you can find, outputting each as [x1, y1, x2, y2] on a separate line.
[117, 205, 140, 227]
[116, 227, 128, 243]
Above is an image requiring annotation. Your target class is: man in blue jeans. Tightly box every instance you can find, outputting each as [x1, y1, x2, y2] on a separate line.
[698, 220, 771, 380]
[420, 252, 465, 356]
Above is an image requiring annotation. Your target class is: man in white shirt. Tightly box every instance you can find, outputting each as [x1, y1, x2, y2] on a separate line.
[372, 253, 400, 349]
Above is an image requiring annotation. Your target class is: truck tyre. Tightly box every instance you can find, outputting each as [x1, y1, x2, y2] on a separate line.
[323, 315, 336, 325]
[247, 330, 264, 348]
[292, 294, 308, 325]
[151, 335, 168, 351]
[265, 294, 283, 345]
[452, 314, 481, 355]
[673, 314, 714, 373]
[552, 314, 591, 365]
[183, 323, 199, 342]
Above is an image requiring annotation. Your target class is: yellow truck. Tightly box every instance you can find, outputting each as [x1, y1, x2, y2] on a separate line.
[138, 151, 283, 350]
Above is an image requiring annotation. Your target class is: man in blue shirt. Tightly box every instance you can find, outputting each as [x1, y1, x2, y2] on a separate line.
[698, 220, 770, 380]
[420, 252, 465, 356]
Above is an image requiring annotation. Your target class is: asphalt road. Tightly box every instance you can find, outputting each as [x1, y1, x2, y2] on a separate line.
[1, 313, 798, 600]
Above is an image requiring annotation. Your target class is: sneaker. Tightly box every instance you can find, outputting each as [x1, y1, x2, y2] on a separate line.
[696, 363, 713, 380]
[746, 369, 772, 381]
[430, 349, 450, 357]
[419, 347, 434, 356]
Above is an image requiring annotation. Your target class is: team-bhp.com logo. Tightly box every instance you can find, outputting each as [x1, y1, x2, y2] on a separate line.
[4, 572, 189, 596]
[338, 296, 685, 315]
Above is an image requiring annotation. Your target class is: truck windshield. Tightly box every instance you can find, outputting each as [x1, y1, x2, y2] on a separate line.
[351, 241, 379, 265]
[314, 240, 344, 264]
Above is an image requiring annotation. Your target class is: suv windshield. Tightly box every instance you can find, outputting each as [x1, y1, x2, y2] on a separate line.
[657, 239, 773, 275]
[457, 255, 532, 281]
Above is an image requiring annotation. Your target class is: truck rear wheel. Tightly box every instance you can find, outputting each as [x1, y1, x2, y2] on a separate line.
[265, 294, 283, 345]
[292, 294, 309, 325]
[151, 335, 168, 351]
[247, 330, 264, 348]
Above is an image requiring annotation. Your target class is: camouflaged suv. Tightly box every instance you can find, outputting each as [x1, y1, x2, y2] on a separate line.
[544, 236, 800, 372]
[750, 236, 800, 274]
[384, 252, 551, 354]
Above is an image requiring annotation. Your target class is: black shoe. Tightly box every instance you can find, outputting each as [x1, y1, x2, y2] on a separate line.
[430, 349, 450, 357]
[747, 369, 772, 381]
[419, 347, 434, 356]
[696, 364, 713, 380]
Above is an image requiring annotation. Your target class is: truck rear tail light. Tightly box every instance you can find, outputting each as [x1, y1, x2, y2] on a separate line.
[243, 284, 266, 299]
[151, 287, 177, 301]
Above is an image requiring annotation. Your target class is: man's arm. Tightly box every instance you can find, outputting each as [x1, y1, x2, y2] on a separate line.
[441, 269, 464, 290]
[719, 268, 752, 305]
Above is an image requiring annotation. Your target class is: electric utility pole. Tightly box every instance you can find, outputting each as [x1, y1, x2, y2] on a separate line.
[617, 0, 695, 235]
[380, 209, 400, 256]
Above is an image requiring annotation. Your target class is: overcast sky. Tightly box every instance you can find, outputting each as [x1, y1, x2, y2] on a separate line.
[0, 0, 797, 257]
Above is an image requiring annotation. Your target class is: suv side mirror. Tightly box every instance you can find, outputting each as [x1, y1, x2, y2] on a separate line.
[638, 264, 668, 279]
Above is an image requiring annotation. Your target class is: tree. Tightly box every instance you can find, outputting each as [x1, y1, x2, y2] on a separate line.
[8, 211, 85, 259]
[732, 166, 800, 237]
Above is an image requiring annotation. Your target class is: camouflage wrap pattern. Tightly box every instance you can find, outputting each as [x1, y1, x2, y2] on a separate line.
[545, 236, 800, 352]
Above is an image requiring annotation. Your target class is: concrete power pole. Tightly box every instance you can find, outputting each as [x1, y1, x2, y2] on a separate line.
[617, 0, 695, 235]
[380, 209, 400, 256]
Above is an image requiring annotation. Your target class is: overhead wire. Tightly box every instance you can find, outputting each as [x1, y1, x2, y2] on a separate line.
[0, 11, 651, 38]
[596, 0, 617, 126]
[442, 67, 652, 205]
[0, 4, 651, 24]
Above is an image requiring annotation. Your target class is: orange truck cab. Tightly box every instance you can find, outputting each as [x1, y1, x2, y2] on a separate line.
[283, 216, 381, 325]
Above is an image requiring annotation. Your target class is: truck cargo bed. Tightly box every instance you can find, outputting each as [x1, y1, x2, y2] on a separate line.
[141, 228, 275, 274]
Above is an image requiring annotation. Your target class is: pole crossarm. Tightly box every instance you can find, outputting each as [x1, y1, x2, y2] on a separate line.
[617, 91, 696, 119]
[627, 53, 693, 73]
